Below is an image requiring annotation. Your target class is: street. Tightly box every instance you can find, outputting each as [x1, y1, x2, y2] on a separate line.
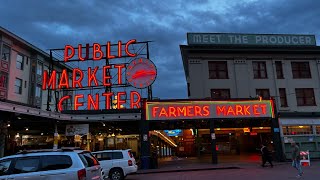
[128, 164, 319, 180]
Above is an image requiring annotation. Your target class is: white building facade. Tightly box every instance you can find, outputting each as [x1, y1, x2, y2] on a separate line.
[181, 33, 320, 159]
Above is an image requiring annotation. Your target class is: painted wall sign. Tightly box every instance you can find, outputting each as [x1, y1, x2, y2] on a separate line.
[145, 100, 275, 120]
[42, 39, 157, 111]
[187, 33, 316, 46]
[126, 58, 157, 89]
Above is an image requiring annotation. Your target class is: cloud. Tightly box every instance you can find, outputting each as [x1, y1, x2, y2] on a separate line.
[1, 0, 320, 100]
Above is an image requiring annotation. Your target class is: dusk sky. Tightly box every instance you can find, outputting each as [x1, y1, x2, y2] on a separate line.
[1, 0, 320, 99]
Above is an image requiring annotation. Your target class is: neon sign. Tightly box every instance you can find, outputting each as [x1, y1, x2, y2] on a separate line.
[126, 58, 157, 89]
[145, 100, 275, 120]
[42, 39, 156, 111]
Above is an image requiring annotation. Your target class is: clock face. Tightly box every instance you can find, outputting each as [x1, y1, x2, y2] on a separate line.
[126, 58, 157, 89]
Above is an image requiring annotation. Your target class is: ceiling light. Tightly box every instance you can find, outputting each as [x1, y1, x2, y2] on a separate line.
[7, 124, 10, 127]
[41, 133, 44, 136]
[25, 128, 29, 131]
[112, 133, 115, 137]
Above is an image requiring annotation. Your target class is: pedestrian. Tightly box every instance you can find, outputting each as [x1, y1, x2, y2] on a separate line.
[291, 142, 303, 178]
[261, 143, 273, 168]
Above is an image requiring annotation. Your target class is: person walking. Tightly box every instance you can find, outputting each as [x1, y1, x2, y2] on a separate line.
[291, 142, 303, 178]
[261, 143, 273, 168]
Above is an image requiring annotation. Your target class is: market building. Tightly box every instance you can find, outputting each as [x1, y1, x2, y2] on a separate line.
[180, 33, 320, 159]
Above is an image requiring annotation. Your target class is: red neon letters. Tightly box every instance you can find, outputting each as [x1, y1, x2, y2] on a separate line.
[150, 104, 269, 119]
[64, 39, 136, 62]
[57, 91, 142, 111]
[152, 105, 210, 118]
[216, 104, 267, 116]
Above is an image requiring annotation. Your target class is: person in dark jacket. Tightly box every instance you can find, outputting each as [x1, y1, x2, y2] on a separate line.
[291, 142, 303, 177]
[261, 143, 273, 168]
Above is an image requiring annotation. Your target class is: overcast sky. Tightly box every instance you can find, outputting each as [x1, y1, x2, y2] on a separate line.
[1, 0, 320, 99]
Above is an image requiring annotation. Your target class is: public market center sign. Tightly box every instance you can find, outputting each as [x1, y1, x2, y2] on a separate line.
[187, 33, 316, 46]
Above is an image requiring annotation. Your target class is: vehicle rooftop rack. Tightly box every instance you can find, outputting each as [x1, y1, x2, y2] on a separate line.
[16, 147, 84, 154]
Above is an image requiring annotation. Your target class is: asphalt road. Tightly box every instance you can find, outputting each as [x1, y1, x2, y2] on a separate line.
[125, 164, 319, 180]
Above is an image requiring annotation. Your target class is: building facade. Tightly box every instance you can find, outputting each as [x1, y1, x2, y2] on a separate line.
[180, 33, 320, 159]
[0, 26, 72, 111]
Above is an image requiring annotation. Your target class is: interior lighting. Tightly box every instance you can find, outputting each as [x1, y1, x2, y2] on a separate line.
[259, 127, 263, 129]
[217, 128, 221, 130]
[299, 126, 303, 128]
[112, 133, 115, 137]
[190, 129, 194, 135]
[7, 124, 10, 127]
[154, 130, 177, 147]
[25, 128, 29, 131]
[41, 133, 44, 136]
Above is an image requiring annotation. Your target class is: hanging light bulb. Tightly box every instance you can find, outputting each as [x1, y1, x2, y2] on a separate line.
[112, 133, 115, 137]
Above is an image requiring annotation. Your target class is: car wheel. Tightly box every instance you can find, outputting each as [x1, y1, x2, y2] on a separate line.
[109, 168, 124, 180]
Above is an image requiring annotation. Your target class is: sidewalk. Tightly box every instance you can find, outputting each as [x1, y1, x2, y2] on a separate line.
[137, 156, 295, 174]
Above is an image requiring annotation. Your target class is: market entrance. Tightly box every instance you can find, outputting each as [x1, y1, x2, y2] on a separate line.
[140, 99, 283, 169]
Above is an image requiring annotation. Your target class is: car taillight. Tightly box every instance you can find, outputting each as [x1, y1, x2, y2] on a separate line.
[128, 160, 133, 166]
[128, 151, 133, 158]
[78, 168, 86, 180]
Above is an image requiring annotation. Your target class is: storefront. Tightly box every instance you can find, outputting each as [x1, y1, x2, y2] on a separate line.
[139, 98, 284, 169]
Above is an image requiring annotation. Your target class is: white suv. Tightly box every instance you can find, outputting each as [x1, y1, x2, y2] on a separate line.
[0, 148, 102, 180]
[92, 149, 137, 180]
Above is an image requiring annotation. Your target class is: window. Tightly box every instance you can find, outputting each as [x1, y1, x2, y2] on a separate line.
[253, 61, 267, 79]
[35, 85, 41, 98]
[78, 152, 99, 167]
[1, 44, 10, 61]
[112, 152, 124, 160]
[316, 126, 320, 134]
[26, 57, 28, 65]
[279, 88, 288, 107]
[13, 157, 40, 174]
[256, 89, 270, 99]
[37, 62, 43, 75]
[41, 155, 72, 171]
[291, 62, 311, 78]
[282, 126, 313, 135]
[275, 61, 284, 79]
[15, 78, 22, 94]
[211, 89, 230, 99]
[0, 159, 12, 176]
[208, 61, 228, 79]
[0, 72, 8, 89]
[16, 54, 24, 70]
[295, 88, 316, 106]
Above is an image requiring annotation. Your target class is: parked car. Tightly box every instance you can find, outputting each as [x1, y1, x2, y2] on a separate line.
[92, 149, 137, 180]
[0, 148, 102, 180]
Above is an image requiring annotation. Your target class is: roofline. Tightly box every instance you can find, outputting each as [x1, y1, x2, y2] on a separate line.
[0, 26, 72, 70]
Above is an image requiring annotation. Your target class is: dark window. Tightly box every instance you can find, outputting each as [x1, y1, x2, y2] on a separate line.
[26, 57, 28, 65]
[15, 78, 22, 94]
[211, 89, 230, 99]
[24, 81, 27, 88]
[0, 159, 12, 176]
[256, 89, 270, 99]
[253, 61, 267, 79]
[291, 62, 311, 78]
[275, 61, 284, 79]
[2, 44, 10, 61]
[0, 72, 8, 89]
[41, 155, 72, 171]
[208, 61, 228, 79]
[112, 152, 124, 160]
[187, 83, 190, 97]
[79, 152, 100, 167]
[295, 88, 316, 106]
[13, 157, 40, 174]
[16, 54, 24, 70]
[279, 88, 288, 107]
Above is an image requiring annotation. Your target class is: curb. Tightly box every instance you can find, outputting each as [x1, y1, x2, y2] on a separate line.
[135, 166, 241, 175]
